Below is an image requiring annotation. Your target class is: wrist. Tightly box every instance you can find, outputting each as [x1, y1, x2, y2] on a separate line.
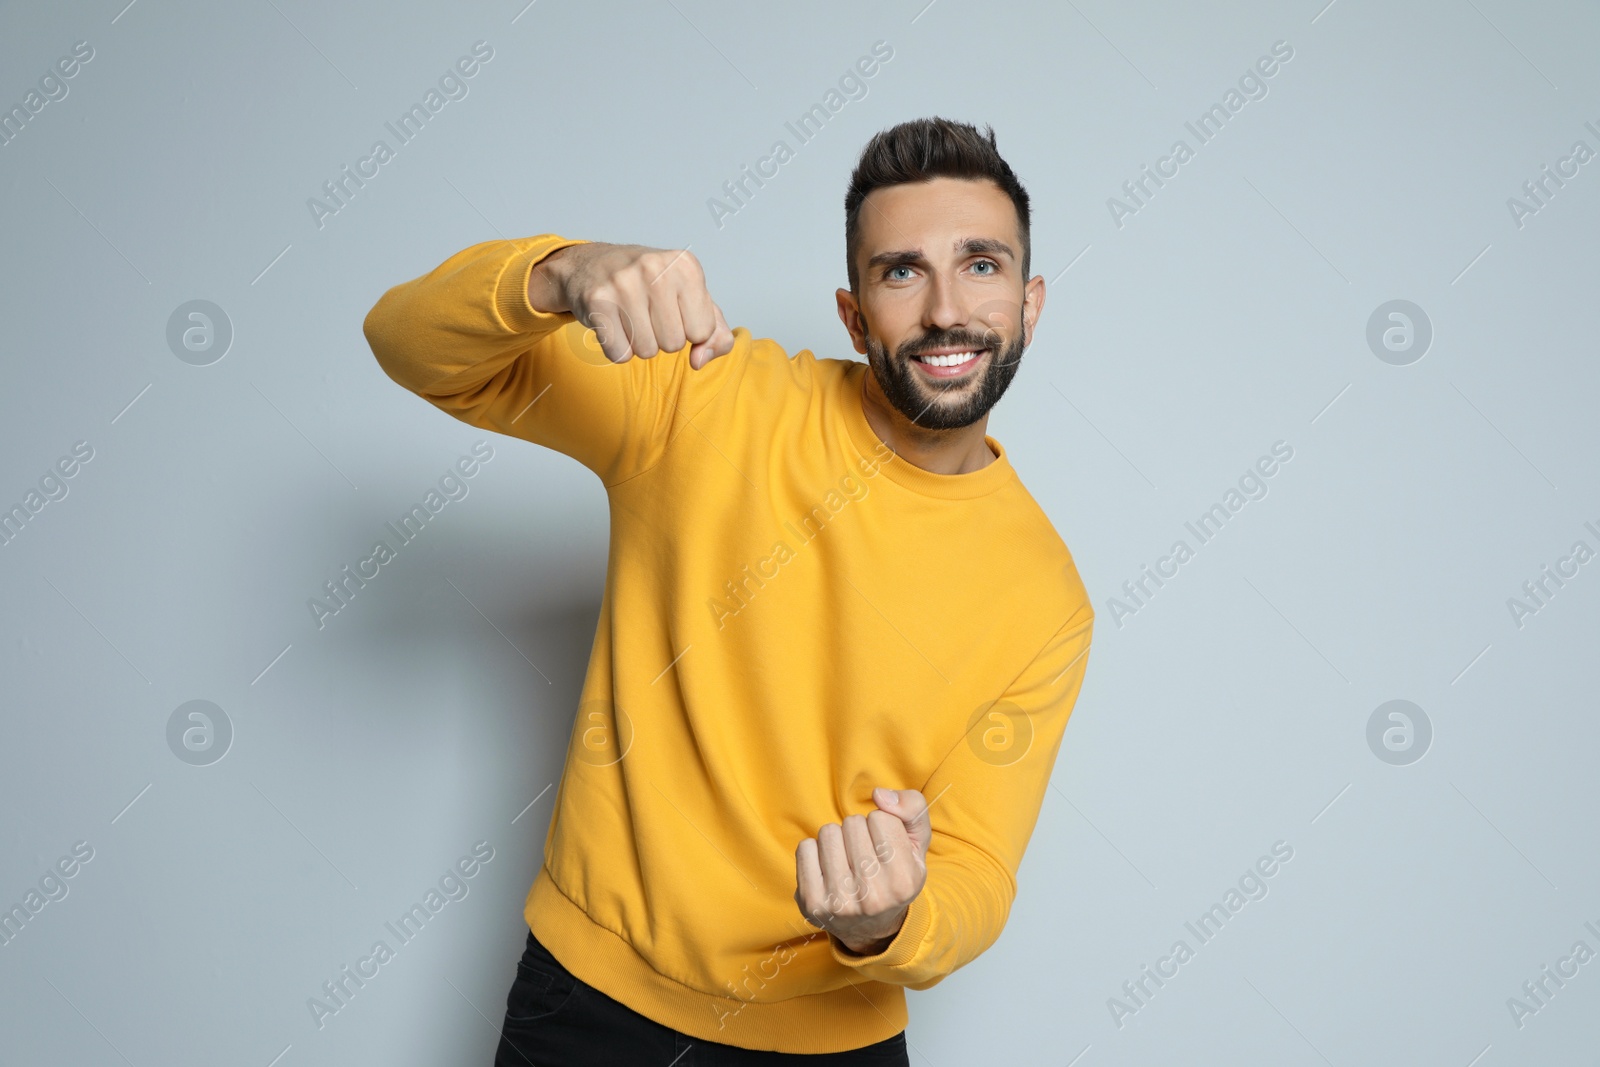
[836, 907, 907, 956]
[527, 244, 578, 315]
[839, 933, 894, 957]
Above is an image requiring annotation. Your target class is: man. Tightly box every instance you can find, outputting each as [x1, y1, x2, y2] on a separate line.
[364, 116, 1094, 1065]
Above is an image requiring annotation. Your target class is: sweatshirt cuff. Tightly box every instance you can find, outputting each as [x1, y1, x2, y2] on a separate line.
[493, 236, 592, 335]
[828, 891, 934, 975]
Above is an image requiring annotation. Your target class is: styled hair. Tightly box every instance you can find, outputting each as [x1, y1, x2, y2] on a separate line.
[844, 117, 1031, 292]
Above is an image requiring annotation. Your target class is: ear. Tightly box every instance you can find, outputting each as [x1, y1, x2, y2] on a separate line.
[835, 288, 869, 355]
[1021, 273, 1046, 349]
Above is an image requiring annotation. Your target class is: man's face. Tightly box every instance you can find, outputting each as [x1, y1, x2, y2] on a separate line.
[838, 176, 1042, 430]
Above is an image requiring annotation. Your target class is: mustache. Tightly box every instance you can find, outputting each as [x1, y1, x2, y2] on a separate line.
[899, 332, 994, 358]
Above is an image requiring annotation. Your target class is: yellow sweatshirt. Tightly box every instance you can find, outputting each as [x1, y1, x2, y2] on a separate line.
[363, 235, 1095, 1054]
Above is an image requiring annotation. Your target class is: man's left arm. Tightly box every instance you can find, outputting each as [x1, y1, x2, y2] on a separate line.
[827, 599, 1095, 990]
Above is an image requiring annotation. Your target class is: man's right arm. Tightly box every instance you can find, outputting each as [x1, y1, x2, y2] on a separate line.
[363, 234, 740, 487]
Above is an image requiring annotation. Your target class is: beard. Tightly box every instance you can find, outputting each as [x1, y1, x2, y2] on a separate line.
[862, 314, 1027, 431]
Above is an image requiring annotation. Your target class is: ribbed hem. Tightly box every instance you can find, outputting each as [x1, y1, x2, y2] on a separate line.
[523, 865, 909, 1055]
[492, 236, 592, 334]
[827, 888, 935, 974]
[837, 361, 1016, 500]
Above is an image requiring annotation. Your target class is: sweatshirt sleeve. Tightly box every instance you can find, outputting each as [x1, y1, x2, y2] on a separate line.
[828, 595, 1096, 989]
[363, 234, 746, 488]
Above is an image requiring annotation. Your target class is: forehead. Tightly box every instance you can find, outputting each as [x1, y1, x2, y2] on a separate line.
[856, 176, 1019, 257]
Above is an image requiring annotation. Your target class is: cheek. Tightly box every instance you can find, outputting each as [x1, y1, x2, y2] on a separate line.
[861, 299, 918, 346]
[970, 299, 1022, 342]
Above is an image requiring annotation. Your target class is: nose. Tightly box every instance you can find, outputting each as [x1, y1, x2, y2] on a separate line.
[921, 270, 967, 335]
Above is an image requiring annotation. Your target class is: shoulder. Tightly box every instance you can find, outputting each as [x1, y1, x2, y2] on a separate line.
[703, 333, 853, 404]
[999, 476, 1095, 629]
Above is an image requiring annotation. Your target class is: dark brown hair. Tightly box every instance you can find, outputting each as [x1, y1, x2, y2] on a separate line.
[844, 117, 1031, 292]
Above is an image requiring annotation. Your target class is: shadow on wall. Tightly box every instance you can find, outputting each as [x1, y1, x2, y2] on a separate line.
[294, 500, 608, 803]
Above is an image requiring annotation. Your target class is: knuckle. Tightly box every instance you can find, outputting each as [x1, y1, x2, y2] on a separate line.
[608, 273, 643, 303]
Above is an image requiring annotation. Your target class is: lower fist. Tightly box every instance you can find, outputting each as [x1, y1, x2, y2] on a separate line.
[794, 787, 931, 955]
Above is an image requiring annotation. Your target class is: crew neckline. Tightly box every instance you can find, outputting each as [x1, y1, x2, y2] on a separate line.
[837, 360, 1016, 500]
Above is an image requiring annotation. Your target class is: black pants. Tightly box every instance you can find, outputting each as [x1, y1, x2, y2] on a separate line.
[493, 929, 911, 1066]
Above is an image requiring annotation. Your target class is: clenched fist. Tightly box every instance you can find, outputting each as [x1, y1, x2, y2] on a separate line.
[794, 787, 932, 956]
[529, 242, 736, 369]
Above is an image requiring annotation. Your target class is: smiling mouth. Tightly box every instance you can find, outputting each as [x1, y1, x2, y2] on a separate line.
[910, 348, 986, 377]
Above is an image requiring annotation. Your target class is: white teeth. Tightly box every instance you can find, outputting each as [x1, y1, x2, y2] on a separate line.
[919, 350, 979, 368]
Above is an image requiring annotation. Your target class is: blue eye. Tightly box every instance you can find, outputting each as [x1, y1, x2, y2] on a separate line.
[972, 260, 997, 274]
[887, 266, 912, 280]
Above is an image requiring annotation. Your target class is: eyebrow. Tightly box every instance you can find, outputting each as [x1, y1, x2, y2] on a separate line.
[865, 236, 1016, 274]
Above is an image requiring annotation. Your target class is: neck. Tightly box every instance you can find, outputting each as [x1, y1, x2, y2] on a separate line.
[859, 369, 997, 476]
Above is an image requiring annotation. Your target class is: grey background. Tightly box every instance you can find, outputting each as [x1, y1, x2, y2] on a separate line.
[2, 0, 1596, 1063]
